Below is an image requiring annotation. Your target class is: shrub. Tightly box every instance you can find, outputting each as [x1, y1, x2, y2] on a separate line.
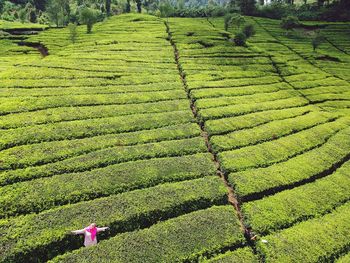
[280, 15, 300, 33]
[224, 14, 233, 31]
[233, 32, 247, 46]
[50, 206, 245, 263]
[67, 22, 78, 43]
[256, 2, 295, 19]
[231, 13, 245, 29]
[230, 126, 350, 199]
[0, 177, 227, 262]
[256, 202, 350, 262]
[243, 160, 350, 235]
[79, 7, 99, 33]
[218, 118, 347, 173]
[311, 33, 325, 51]
[242, 24, 256, 38]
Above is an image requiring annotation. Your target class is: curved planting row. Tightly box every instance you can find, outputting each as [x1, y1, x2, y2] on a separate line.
[0, 14, 245, 263]
[169, 16, 350, 261]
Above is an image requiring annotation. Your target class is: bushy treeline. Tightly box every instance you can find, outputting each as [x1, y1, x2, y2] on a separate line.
[0, 0, 117, 25]
[255, 0, 350, 21]
[0, 0, 348, 26]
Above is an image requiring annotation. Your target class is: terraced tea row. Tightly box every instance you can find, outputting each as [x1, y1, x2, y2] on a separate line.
[169, 16, 350, 261]
[0, 177, 228, 262]
[250, 17, 350, 114]
[0, 14, 243, 263]
[1, 14, 349, 262]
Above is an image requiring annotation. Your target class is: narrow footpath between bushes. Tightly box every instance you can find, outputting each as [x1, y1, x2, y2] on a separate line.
[164, 20, 258, 257]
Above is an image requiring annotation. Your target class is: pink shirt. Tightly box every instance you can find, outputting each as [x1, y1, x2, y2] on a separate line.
[72, 227, 108, 247]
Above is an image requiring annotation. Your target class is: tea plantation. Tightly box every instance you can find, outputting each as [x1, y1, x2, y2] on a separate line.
[0, 13, 349, 262]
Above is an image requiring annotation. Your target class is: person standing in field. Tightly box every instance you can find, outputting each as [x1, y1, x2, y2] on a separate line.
[71, 223, 109, 247]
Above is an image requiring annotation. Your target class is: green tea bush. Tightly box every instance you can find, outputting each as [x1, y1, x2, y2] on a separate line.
[233, 32, 247, 46]
[0, 153, 216, 217]
[280, 15, 300, 33]
[205, 106, 314, 136]
[256, 202, 350, 262]
[211, 112, 335, 151]
[219, 118, 348, 172]
[243, 160, 350, 234]
[230, 127, 350, 198]
[0, 177, 227, 262]
[242, 24, 256, 38]
[49, 206, 244, 263]
[204, 247, 258, 263]
[198, 97, 308, 121]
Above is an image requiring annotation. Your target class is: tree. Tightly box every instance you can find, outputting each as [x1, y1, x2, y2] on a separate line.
[33, 0, 48, 11]
[237, 0, 256, 15]
[231, 13, 245, 30]
[281, 15, 299, 34]
[125, 0, 131, 12]
[224, 14, 233, 31]
[79, 7, 98, 33]
[46, 0, 60, 26]
[159, 1, 174, 21]
[242, 24, 255, 38]
[0, 0, 4, 13]
[233, 32, 247, 46]
[46, 0, 69, 27]
[311, 34, 324, 51]
[68, 22, 78, 43]
[18, 8, 27, 23]
[135, 0, 142, 13]
[105, 0, 111, 16]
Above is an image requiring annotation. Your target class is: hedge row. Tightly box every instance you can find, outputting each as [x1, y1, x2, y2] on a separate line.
[49, 206, 244, 263]
[196, 90, 297, 110]
[202, 247, 258, 263]
[284, 73, 330, 83]
[256, 201, 350, 262]
[0, 63, 178, 79]
[0, 136, 207, 185]
[186, 70, 271, 82]
[230, 126, 350, 198]
[0, 177, 227, 263]
[0, 76, 181, 88]
[335, 253, 350, 263]
[0, 89, 186, 115]
[301, 85, 349, 96]
[242, 160, 350, 235]
[182, 58, 272, 68]
[0, 100, 189, 129]
[0, 82, 183, 98]
[0, 153, 216, 217]
[0, 123, 200, 172]
[308, 92, 350, 103]
[205, 106, 315, 136]
[198, 97, 309, 121]
[184, 63, 275, 73]
[210, 111, 336, 152]
[0, 68, 125, 80]
[191, 82, 290, 99]
[219, 118, 349, 173]
[0, 110, 194, 150]
[291, 77, 347, 90]
[187, 76, 280, 90]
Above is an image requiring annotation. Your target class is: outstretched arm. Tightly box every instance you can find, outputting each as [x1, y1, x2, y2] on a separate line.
[97, 227, 109, 232]
[71, 229, 85, 235]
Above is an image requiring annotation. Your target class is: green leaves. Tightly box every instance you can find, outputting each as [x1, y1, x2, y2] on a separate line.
[0, 177, 227, 262]
[49, 206, 244, 263]
[256, 202, 350, 262]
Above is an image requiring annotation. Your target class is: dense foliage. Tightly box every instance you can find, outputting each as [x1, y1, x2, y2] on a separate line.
[0, 0, 349, 24]
[0, 10, 349, 263]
